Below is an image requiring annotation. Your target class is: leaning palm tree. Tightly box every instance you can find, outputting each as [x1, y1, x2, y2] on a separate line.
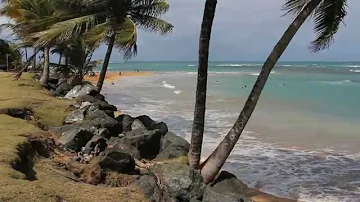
[200, 0, 348, 183]
[188, 0, 218, 169]
[33, 0, 173, 92]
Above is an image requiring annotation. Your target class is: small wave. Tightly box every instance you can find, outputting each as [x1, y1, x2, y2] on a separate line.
[186, 72, 197, 75]
[347, 65, 360, 68]
[187, 64, 195, 67]
[216, 64, 242, 67]
[350, 69, 360, 73]
[247, 71, 276, 76]
[162, 81, 176, 89]
[173, 90, 182, 94]
[323, 80, 352, 85]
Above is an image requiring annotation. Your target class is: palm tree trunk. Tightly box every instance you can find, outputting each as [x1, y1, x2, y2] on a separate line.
[24, 47, 28, 72]
[96, 33, 116, 92]
[33, 47, 37, 69]
[39, 47, 50, 87]
[58, 53, 63, 65]
[200, 0, 321, 184]
[188, 0, 217, 169]
[25, 47, 28, 61]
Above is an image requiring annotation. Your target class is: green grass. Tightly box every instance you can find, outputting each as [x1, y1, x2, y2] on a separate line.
[0, 73, 146, 202]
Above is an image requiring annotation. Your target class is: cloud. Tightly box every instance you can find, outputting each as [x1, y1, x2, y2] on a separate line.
[1, 0, 358, 61]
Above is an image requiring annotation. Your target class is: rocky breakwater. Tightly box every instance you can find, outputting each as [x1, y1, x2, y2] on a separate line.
[49, 83, 252, 202]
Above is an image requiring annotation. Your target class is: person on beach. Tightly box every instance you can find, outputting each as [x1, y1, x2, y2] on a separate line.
[111, 81, 115, 85]
[119, 71, 122, 75]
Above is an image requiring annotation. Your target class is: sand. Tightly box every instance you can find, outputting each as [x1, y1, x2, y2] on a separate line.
[83, 71, 153, 84]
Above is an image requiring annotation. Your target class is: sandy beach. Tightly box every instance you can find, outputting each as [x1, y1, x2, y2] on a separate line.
[83, 71, 153, 84]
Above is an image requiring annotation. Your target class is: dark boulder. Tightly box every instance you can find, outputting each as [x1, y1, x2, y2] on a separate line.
[135, 115, 156, 128]
[98, 150, 135, 173]
[107, 137, 140, 159]
[58, 125, 97, 151]
[154, 163, 205, 201]
[95, 128, 111, 139]
[156, 132, 190, 160]
[115, 114, 134, 133]
[53, 82, 72, 97]
[136, 175, 162, 202]
[147, 122, 168, 136]
[131, 119, 146, 130]
[124, 128, 163, 159]
[203, 171, 250, 202]
[63, 109, 86, 124]
[83, 135, 107, 154]
[85, 105, 122, 136]
[64, 83, 95, 99]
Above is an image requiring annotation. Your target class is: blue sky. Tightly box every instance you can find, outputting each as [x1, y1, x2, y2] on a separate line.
[1, 0, 359, 61]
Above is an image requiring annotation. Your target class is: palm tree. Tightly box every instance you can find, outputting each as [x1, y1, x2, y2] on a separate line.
[1, 0, 65, 86]
[188, 0, 217, 169]
[51, 36, 96, 80]
[200, 0, 348, 184]
[33, 0, 173, 93]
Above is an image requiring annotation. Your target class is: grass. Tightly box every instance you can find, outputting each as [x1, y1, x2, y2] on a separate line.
[0, 73, 146, 202]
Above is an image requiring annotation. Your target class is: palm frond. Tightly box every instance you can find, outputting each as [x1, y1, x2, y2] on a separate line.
[114, 17, 138, 60]
[130, 14, 173, 35]
[282, 0, 312, 17]
[311, 0, 347, 52]
[131, 0, 170, 17]
[32, 14, 102, 46]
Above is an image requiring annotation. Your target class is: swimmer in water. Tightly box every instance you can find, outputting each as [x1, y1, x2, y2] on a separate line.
[215, 81, 219, 84]
[111, 81, 115, 85]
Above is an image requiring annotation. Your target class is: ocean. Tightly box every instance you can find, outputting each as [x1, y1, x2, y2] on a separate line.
[100, 61, 360, 202]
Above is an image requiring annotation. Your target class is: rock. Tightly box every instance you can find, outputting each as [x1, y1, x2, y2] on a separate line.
[86, 106, 122, 136]
[64, 83, 95, 99]
[115, 114, 134, 133]
[147, 122, 168, 136]
[131, 119, 146, 130]
[203, 171, 250, 202]
[156, 132, 190, 160]
[83, 135, 107, 154]
[107, 137, 140, 159]
[98, 150, 135, 173]
[58, 125, 97, 151]
[135, 175, 163, 202]
[76, 95, 117, 111]
[53, 81, 72, 97]
[49, 124, 78, 136]
[95, 128, 111, 139]
[124, 128, 163, 159]
[154, 163, 205, 201]
[63, 109, 86, 124]
[135, 115, 156, 128]
[67, 75, 82, 86]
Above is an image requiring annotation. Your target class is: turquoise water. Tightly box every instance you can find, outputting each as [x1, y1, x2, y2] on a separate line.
[99, 61, 360, 121]
[103, 61, 360, 201]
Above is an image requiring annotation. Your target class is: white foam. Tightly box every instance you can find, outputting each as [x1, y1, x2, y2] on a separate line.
[187, 64, 195, 67]
[347, 65, 360, 68]
[350, 69, 360, 73]
[162, 81, 176, 89]
[323, 80, 352, 85]
[173, 90, 182, 94]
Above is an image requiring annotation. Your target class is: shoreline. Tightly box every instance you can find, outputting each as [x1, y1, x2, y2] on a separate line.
[103, 73, 297, 202]
[83, 71, 153, 84]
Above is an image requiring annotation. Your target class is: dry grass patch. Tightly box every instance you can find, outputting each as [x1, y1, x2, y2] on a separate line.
[0, 73, 146, 202]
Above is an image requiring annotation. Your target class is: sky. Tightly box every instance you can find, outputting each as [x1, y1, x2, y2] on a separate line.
[1, 0, 359, 62]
